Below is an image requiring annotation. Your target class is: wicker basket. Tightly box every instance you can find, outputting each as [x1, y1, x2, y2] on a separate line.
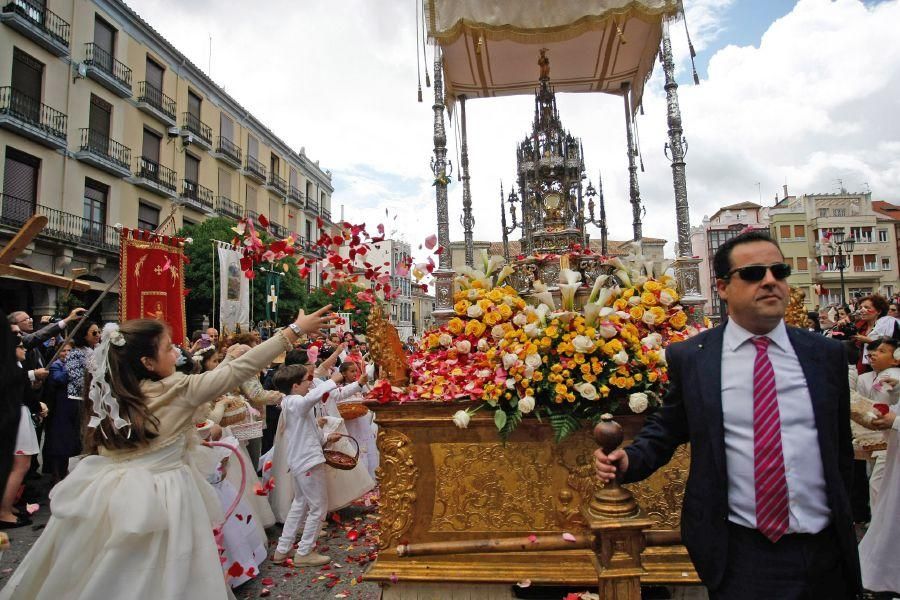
[229, 420, 264, 441]
[323, 434, 360, 471]
[219, 397, 250, 428]
[338, 402, 370, 421]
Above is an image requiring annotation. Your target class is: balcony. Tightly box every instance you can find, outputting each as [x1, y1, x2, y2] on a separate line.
[83, 43, 132, 97]
[129, 156, 177, 197]
[212, 136, 242, 169]
[288, 185, 304, 207]
[135, 82, 176, 126]
[0, 193, 118, 253]
[74, 128, 131, 177]
[180, 179, 214, 213]
[296, 236, 325, 258]
[216, 195, 242, 220]
[180, 112, 212, 150]
[0, 87, 66, 150]
[304, 197, 319, 214]
[267, 173, 287, 197]
[270, 221, 288, 238]
[243, 155, 267, 183]
[1, 0, 70, 56]
[320, 207, 331, 222]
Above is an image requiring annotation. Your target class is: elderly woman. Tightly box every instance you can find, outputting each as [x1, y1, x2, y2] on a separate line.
[849, 295, 899, 372]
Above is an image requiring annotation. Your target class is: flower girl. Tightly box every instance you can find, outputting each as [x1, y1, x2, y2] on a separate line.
[0, 307, 334, 600]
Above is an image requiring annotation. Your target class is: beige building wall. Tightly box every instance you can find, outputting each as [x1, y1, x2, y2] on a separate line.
[0, 0, 337, 318]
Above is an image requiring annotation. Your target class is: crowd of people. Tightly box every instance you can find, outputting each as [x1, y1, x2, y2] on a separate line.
[0, 305, 384, 597]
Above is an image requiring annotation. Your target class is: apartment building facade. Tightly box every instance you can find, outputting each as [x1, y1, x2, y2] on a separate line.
[410, 286, 434, 338]
[689, 201, 769, 319]
[0, 0, 336, 318]
[770, 192, 899, 309]
[363, 239, 413, 340]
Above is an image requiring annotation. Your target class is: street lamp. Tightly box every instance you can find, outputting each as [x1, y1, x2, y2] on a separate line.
[827, 229, 856, 305]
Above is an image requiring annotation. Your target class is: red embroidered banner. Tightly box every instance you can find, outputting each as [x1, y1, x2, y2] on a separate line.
[118, 229, 187, 345]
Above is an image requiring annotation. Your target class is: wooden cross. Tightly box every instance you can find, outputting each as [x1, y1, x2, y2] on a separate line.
[0, 216, 90, 291]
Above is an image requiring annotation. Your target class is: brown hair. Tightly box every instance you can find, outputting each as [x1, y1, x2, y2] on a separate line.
[230, 332, 256, 346]
[83, 319, 165, 453]
[860, 294, 890, 318]
[272, 364, 309, 395]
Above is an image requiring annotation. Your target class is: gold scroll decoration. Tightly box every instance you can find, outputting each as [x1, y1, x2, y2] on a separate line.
[429, 443, 558, 532]
[623, 444, 689, 529]
[376, 428, 419, 549]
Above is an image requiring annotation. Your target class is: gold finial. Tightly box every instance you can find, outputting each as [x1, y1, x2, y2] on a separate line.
[538, 48, 550, 79]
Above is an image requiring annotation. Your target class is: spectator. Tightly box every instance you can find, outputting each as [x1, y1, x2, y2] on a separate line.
[0, 313, 27, 528]
[852, 295, 898, 372]
[42, 342, 78, 483]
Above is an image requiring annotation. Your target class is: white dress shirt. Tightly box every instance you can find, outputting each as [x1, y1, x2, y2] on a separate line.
[282, 379, 336, 474]
[721, 319, 831, 533]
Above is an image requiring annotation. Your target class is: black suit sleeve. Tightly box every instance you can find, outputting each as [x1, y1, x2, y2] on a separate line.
[21, 321, 64, 350]
[834, 343, 854, 500]
[622, 341, 691, 483]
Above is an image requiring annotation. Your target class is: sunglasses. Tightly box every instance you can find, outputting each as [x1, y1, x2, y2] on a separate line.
[723, 262, 791, 282]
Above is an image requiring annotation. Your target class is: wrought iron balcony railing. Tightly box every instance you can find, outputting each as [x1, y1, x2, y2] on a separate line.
[181, 179, 214, 210]
[2, 0, 70, 48]
[0, 86, 67, 140]
[136, 81, 176, 120]
[215, 136, 242, 163]
[305, 197, 319, 213]
[135, 156, 176, 192]
[270, 221, 288, 238]
[181, 112, 212, 146]
[320, 207, 331, 222]
[79, 128, 131, 169]
[0, 192, 117, 252]
[244, 155, 267, 180]
[288, 185, 304, 204]
[84, 42, 132, 87]
[216, 195, 242, 220]
[268, 173, 287, 195]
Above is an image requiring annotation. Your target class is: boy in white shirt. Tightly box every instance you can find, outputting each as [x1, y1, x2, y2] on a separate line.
[270, 364, 343, 566]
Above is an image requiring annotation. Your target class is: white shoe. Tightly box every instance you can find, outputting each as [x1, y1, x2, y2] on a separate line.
[294, 550, 330, 566]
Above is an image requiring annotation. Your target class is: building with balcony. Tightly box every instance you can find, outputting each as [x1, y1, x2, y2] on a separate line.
[361, 239, 413, 340]
[411, 286, 435, 338]
[770, 191, 899, 309]
[0, 0, 338, 318]
[689, 201, 769, 319]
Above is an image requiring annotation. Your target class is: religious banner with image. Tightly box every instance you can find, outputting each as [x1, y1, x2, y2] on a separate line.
[217, 241, 250, 333]
[119, 228, 187, 345]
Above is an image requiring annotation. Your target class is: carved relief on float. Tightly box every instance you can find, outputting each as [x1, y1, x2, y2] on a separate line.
[375, 429, 419, 549]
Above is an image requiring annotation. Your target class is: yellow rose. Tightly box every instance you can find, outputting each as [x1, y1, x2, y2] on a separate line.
[629, 306, 645, 321]
[545, 326, 559, 338]
[478, 298, 494, 311]
[454, 300, 471, 315]
[498, 304, 513, 319]
[487, 289, 504, 303]
[613, 299, 629, 311]
[649, 306, 667, 324]
[621, 288, 635, 299]
[641, 292, 658, 306]
[465, 319, 486, 337]
[669, 310, 688, 329]
[448, 318, 465, 335]
[555, 383, 568, 395]
[483, 311, 501, 326]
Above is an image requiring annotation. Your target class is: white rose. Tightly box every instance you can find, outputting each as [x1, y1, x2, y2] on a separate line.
[599, 307, 616, 318]
[628, 295, 641, 306]
[467, 305, 484, 318]
[628, 392, 649, 413]
[452, 410, 471, 429]
[524, 323, 541, 338]
[612, 349, 629, 365]
[467, 289, 480, 300]
[476, 369, 492, 378]
[506, 378, 516, 389]
[455, 340, 471, 354]
[616, 311, 632, 321]
[575, 382, 598, 401]
[598, 323, 617, 339]
[658, 349, 667, 366]
[659, 290, 676, 306]
[491, 325, 507, 340]
[513, 313, 527, 327]
[439, 333, 453, 347]
[518, 395, 536, 414]
[572, 335, 595, 354]
[640, 333, 662, 349]
[523, 366, 535, 379]
[502, 353, 518, 370]
[477, 338, 490, 352]
[524, 353, 542, 369]
[641, 310, 657, 325]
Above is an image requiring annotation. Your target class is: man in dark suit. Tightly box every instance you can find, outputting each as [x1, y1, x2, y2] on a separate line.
[594, 230, 861, 599]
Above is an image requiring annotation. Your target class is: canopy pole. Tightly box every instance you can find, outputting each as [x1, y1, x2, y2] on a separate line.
[661, 22, 705, 321]
[459, 95, 474, 267]
[429, 46, 454, 323]
[622, 82, 643, 241]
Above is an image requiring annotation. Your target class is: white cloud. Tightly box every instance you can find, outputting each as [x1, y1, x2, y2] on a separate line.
[126, 0, 900, 265]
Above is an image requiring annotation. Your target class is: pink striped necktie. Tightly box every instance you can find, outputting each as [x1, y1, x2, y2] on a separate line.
[751, 336, 789, 542]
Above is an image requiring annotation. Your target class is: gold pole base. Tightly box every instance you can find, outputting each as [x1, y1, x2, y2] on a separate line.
[588, 481, 639, 519]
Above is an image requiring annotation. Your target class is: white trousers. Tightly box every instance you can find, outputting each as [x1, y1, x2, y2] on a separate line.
[276, 463, 328, 555]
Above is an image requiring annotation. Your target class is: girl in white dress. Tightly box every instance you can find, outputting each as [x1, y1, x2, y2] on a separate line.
[0, 307, 334, 600]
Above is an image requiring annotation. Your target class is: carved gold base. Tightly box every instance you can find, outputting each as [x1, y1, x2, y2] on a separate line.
[369, 401, 698, 588]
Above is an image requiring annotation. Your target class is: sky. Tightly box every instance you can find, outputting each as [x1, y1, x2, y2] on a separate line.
[126, 0, 900, 264]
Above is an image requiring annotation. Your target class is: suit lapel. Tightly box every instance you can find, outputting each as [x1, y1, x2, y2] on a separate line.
[696, 326, 727, 481]
[786, 328, 832, 461]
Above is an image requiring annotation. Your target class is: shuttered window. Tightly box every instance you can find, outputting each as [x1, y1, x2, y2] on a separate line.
[11, 48, 43, 103]
[187, 90, 201, 120]
[247, 135, 258, 159]
[218, 168, 231, 199]
[142, 128, 161, 162]
[220, 114, 233, 142]
[138, 202, 160, 231]
[794, 225, 805, 239]
[93, 16, 115, 55]
[779, 225, 791, 239]
[83, 178, 108, 239]
[2, 148, 40, 219]
[89, 94, 111, 137]
[145, 57, 164, 91]
[796, 257, 808, 271]
[184, 153, 199, 183]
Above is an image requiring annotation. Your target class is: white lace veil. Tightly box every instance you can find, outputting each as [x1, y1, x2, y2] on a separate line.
[87, 323, 131, 433]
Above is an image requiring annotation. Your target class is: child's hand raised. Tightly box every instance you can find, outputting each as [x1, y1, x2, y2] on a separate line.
[331, 371, 344, 384]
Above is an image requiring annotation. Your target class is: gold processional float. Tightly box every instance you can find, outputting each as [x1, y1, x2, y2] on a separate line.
[362, 2, 716, 598]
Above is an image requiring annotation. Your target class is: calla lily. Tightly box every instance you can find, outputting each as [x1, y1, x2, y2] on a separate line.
[495, 264, 515, 286]
[531, 280, 555, 310]
[558, 282, 580, 311]
[587, 274, 609, 304]
[559, 267, 582, 286]
[535, 303, 552, 326]
[593, 287, 617, 308]
[615, 269, 632, 288]
[583, 303, 602, 327]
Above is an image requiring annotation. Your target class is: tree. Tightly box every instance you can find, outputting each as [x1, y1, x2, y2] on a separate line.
[178, 217, 309, 330]
[306, 282, 378, 333]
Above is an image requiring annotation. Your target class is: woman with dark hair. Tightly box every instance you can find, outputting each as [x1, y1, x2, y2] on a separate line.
[0, 307, 335, 599]
[42, 341, 76, 484]
[0, 312, 29, 528]
[849, 294, 897, 372]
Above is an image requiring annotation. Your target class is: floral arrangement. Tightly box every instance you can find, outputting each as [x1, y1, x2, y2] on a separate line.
[373, 249, 705, 441]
